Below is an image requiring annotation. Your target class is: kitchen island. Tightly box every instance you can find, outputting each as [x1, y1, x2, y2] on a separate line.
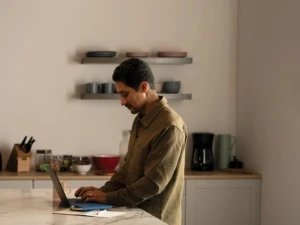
[0, 189, 167, 225]
[0, 169, 261, 225]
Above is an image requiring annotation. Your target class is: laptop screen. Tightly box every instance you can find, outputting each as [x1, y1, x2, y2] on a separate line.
[48, 168, 71, 206]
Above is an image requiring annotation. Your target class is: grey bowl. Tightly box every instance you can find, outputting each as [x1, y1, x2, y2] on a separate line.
[163, 81, 181, 93]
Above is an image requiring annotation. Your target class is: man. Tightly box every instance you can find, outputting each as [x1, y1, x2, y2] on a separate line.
[75, 58, 187, 225]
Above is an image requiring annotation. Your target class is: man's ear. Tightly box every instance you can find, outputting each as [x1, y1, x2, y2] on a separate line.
[140, 82, 149, 93]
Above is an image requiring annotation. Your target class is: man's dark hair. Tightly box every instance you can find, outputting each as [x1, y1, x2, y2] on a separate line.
[112, 58, 155, 90]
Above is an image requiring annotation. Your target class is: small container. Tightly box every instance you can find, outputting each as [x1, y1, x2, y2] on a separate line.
[49, 155, 62, 172]
[229, 156, 243, 169]
[61, 155, 72, 172]
[35, 150, 46, 171]
[35, 149, 52, 172]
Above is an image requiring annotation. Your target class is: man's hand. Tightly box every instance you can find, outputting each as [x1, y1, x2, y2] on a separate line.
[74, 186, 98, 197]
[74, 186, 107, 203]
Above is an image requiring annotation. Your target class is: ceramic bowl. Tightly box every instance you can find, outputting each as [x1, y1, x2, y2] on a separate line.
[92, 155, 120, 173]
[86, 51, 117, 57]
[163, 81, 181, 93]
[74, 164, 92, 175]
[157, 51, 187, 58]
[126, 52, 149, 58]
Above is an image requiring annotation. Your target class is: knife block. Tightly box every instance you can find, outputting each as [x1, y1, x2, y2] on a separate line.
[6, 144, 32, 172]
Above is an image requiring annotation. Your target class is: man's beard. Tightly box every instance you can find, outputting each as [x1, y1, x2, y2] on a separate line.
[126, 105, 138, 114]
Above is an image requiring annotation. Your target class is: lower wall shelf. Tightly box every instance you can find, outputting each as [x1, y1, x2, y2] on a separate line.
[81, 93, 192, 100]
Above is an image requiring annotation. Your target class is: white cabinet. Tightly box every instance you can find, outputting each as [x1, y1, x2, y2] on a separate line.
[186, 179, 261, 225]
[182, 195, 186, 225]
[181, 180, 186, 225]
[33, 180, 108, 189]
[0, 180, 32, 189]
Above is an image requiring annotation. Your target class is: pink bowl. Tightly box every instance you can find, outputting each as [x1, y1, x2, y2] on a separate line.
[92, 155, 120, 173]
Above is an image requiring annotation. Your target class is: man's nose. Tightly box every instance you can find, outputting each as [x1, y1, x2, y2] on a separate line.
[120, 97, 127, 106]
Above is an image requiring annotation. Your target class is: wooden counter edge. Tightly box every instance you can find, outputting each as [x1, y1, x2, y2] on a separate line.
[0, 169, 261, 180]
[184, 174, 262, 179]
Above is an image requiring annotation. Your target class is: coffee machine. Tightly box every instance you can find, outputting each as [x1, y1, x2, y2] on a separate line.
[191, 132, 215, 171]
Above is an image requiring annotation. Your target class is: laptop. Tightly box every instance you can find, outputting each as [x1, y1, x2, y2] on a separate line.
[48, 167, 113, 211]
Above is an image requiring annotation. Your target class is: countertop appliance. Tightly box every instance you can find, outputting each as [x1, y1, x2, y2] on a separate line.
[191, 132, 215, 171]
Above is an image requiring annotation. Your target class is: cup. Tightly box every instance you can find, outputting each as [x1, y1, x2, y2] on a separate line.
[101, 83, 115, 93]
[53, 181, 71, 201]
[86, 83, 99, 94]
[215, 134, 236, 169]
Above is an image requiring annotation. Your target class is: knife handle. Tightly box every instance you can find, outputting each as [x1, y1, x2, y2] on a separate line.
[20, 136, 27, 147]
[25, 139, 35, 153]
[26, 137, 33, 145]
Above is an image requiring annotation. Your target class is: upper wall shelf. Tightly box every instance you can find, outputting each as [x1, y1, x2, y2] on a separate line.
[81, 57, 193, 65]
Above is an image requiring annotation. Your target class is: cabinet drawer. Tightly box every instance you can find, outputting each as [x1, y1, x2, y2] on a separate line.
[0, 180, 32, 189]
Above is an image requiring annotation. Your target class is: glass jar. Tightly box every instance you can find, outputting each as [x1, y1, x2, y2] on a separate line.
[61, 155, 72, 172]
[35, 150, 46, 171]
[49, 155, 62, 172]
[35, 149, 52, 172]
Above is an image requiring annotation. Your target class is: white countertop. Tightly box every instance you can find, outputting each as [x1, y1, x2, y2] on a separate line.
[0, 189, 167, 225]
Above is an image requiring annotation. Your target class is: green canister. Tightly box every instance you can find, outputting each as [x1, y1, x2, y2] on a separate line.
[215, 134, 236, 169]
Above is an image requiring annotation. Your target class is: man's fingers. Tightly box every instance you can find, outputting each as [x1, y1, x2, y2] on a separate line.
[74, 187, 83, 196]
[75, 187, 88, 197]
[75, 186, 96, 197]
[82, 194, 94, 202]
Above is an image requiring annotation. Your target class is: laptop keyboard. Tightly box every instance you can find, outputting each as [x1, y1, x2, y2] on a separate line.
[68, 198, 82, 204]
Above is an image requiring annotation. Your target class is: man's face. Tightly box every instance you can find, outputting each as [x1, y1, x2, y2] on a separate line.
[115, 81, 147, 114]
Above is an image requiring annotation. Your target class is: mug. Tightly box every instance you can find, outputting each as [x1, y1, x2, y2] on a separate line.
[53, 181, 71, 201]
[86, 83, 99, 94]
[101, 83, 115, 94]
[215, 134, 236, 169]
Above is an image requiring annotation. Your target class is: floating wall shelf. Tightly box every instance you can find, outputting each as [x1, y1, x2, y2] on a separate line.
[81, 93, 192, 100]
[81, 57, 193, 65]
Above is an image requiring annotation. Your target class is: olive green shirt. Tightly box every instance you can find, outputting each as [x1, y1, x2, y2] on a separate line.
[100, 96, 187, 225]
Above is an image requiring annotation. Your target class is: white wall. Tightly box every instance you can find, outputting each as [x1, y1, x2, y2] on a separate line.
[237, 0, 300, 224]
[0, 0, 238, 169]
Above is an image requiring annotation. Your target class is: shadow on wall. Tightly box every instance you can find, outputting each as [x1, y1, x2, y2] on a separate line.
[67, 83, 86, 101]
[0, 142, 12, 170]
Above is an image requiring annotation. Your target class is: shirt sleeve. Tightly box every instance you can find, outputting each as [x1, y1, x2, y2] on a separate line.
[105, 125, 186, 206]
[100, 163, 127, 193]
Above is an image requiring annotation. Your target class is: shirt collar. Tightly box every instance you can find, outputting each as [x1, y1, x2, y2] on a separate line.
[137, 96, 168, 128]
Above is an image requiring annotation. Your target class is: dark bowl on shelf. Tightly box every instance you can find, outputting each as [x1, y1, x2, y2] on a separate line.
[86, 51, 117, 58]
[163, 81, 181, 93]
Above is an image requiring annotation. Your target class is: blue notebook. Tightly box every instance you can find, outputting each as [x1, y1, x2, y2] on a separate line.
[70, 203, 113, 211]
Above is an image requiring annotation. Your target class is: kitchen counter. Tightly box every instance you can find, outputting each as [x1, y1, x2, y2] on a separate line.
[0, 189, 167, 225]
[0, 169, 261, 180]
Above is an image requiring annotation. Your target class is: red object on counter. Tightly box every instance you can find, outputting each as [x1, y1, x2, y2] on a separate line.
[92, 155, 120, 173]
